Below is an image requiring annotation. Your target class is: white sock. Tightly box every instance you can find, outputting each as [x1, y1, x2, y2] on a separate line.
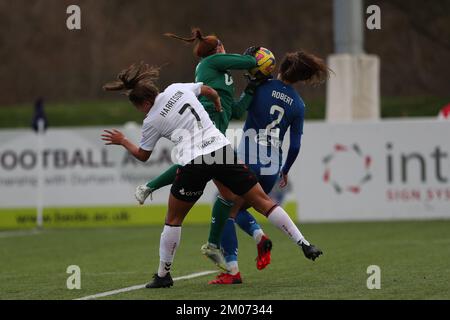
[226, 261, 239, 275]
[252, 228, 264, 244]
[158, 225, 181, 277]
[158, 260, 173, 278]
[267, 206, 310, 246]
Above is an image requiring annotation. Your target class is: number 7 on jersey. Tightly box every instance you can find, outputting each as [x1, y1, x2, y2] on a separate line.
[179, 103, 203, 129]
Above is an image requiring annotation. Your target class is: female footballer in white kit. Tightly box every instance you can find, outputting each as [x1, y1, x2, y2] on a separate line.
[101, 62, 321, 288]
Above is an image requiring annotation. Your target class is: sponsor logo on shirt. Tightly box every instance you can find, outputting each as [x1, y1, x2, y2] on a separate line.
[199, 136, 217, 149]
[255, 131, 281, 148]
[173, 135, 183, 146]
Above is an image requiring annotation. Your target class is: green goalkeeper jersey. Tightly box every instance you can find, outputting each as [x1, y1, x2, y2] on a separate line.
[195, 53, 257, 133]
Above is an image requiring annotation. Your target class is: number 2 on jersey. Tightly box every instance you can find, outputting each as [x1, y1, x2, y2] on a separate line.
[266, 105, 284, 142]
[256, 105, 284, 147]
[179, 103, 203, 129]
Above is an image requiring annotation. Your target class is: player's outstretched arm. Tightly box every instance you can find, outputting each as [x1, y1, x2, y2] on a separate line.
[209, 53, 257, 72]
[101, 129, 151, 162]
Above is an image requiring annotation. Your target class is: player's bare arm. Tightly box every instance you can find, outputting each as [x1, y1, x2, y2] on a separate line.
[101, 129, 151, 162]
[200, 85, 222, 112]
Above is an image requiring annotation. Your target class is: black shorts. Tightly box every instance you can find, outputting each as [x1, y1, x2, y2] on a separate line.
[171, 145, 259, 202]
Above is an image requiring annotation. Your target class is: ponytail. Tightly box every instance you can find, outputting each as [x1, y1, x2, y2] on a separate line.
[164, 27, 203, 43]
[103, 62, 160, 105]
[164, 28, 221, 58]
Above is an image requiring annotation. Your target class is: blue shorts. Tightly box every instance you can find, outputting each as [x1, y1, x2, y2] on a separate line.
[248, 164, 279, 194]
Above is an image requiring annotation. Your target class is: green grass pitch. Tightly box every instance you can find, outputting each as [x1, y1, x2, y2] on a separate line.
[1, 220, 450, 300]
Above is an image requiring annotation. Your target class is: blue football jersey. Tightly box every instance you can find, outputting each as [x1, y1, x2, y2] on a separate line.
[237, 79, 305, 172]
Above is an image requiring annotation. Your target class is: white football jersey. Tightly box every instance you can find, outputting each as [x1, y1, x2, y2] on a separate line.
[139, 82, 230, 165]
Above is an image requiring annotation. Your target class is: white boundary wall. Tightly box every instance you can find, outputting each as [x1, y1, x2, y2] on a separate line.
[291, 119, 450, 222]
[0, 119, 449, 222]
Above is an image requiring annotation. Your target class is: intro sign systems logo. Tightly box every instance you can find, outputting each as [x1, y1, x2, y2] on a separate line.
[320, 141, 450, 203]
[322, 143, 372, 194]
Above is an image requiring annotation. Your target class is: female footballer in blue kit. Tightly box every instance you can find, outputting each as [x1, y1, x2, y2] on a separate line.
[209, 51, 330, 284]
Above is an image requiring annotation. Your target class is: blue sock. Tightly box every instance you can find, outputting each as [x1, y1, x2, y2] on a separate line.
[235, 210, 261, 237]
[220, 218, 238, 263]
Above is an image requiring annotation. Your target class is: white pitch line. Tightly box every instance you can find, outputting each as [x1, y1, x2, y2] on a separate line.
[0, 229, 42, 239]
[74, 270, 217, 300]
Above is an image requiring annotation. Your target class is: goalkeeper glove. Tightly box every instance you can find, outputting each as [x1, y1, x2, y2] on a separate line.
[244, 73, 273, 95]
[243, 46, 261, 57]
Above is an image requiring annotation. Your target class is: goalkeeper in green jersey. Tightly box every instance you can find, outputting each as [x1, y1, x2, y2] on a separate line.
[135, 28, 269, 270]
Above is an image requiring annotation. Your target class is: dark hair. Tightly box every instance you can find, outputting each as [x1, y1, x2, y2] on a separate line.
[279, 51, 330, 85]
[103, 62, 160, 106]
[164, 28, 221, 58]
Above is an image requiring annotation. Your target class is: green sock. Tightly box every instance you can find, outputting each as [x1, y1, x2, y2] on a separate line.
[146, 164, 180, 191]
[208, 197, 233, 247]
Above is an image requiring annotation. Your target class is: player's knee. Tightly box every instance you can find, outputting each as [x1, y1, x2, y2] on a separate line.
[247, 193, 275, 216]
[258, 199, 276, 217]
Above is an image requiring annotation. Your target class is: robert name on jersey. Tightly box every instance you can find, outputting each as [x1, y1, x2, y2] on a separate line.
[271, 90, 294, 106]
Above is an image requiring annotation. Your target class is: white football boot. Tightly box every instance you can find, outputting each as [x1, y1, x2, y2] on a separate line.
[200, 243, 229, 272]
[135, 185, 153, 205]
